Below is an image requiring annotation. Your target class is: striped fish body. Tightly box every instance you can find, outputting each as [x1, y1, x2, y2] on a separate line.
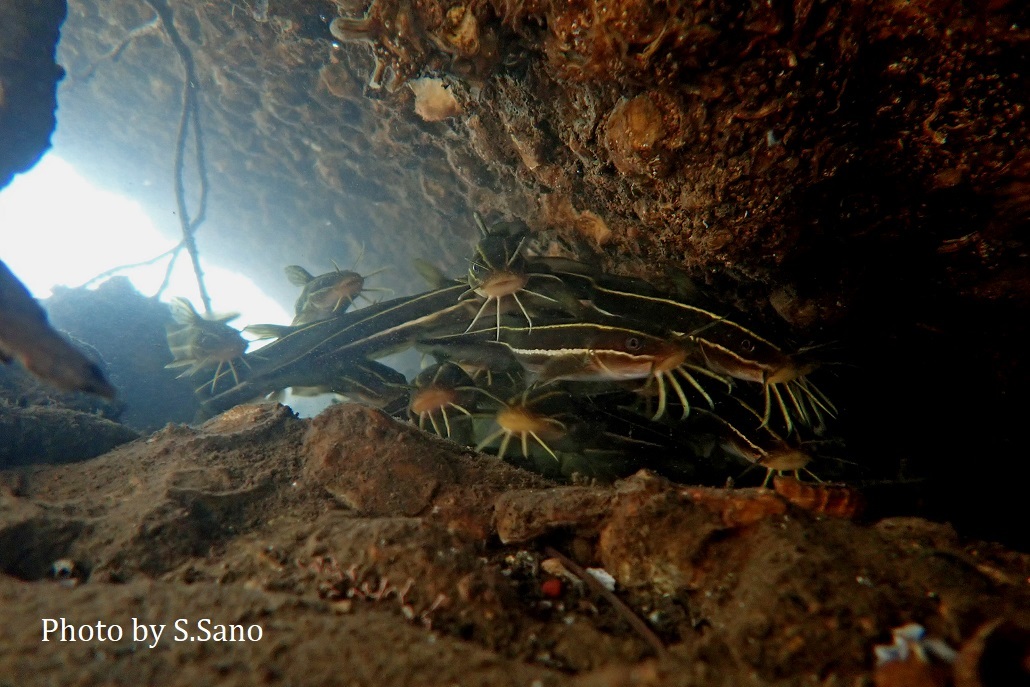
[526, 257, 794, 383]
[198, 356, 405, 417]
[428, 322, 691, 384]
[568, 279, 797, 385]
[197, 285, 474, 414]
[246, 284, 471, 380]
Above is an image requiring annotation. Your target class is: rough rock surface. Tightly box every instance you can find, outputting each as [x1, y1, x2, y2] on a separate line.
[0, 278, 199, 468]
[1, 402, 1027, 685]
[51, 0, 1028, 310]
[40, 0, 1030, 547]
[2, 2, 1029, 682]
[0, 0, 66, 189]
[0, 405, 137, 468]
[44, 278, 202, 432]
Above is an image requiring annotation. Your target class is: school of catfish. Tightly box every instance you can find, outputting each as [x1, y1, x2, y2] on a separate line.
[165, 215, 841, 486]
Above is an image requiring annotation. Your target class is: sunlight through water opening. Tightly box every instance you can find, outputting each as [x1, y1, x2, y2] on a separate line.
[0, 154, 291, 330]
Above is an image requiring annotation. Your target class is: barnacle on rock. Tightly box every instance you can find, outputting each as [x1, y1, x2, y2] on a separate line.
[408, 77, 461, 121]
[429, 4, 501, 81]
[603, 92, 687, 178]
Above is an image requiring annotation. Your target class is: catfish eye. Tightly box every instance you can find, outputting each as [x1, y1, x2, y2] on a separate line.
[625, 336, 642, 351]
[740, 339, 754, 352]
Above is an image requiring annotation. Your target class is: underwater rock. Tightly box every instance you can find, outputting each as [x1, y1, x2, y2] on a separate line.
[0, 352, 122, 421]
[303, 403, 550, 537]
[0, 0, 65, 190]
[494, 485, 613, 545]
[0, 400, 1028, 682]
[602, 92, 687, 179]
[0, 261, 115, 399]
[303, 403, 460, 517]
[0, 405, 137, 468]
[196, 400, 298, 439]
[45, 278, 202, 432]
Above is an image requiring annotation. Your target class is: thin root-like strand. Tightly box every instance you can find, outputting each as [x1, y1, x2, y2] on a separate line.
[543, 546, 669, 661]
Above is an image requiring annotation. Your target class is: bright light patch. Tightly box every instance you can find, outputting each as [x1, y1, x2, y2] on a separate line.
[0, 154, 291, 331]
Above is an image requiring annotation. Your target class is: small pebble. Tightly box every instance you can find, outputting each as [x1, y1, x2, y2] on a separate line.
[541, 578, 563, 598]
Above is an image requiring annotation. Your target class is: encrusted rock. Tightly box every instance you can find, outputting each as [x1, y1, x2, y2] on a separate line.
[198, 401, 298, 438]
[0, 0, 65, 189]
[494, 485, 613, 544]
[0, 405, 138, 468]
[303, 403, 458, 516]
[302, 402, 551, 537]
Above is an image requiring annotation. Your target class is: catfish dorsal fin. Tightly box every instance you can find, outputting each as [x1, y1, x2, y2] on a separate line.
[284, 265, 315, 286]
[412, 259, 452, 289]
[168, 297, 201, 325]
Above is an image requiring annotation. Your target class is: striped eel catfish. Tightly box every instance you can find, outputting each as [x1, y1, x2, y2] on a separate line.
[284, 261, 390, 326]
[190, 285, 472, 413]
[472, 384, 672, 479]
[529, 258, 835, 434]
[407, 362, 484, 440]
[243, 283, 473, 377]
[195, 265, 574, 416]
[474, 387, 573, 461]
[459, 218, 585, 339]
[415, 333, 526, 401]
[165, 297, 250, 394]
[421, 321, 731, 421]
[691, 404, 817, 487]
[196, 356, 407, 418]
